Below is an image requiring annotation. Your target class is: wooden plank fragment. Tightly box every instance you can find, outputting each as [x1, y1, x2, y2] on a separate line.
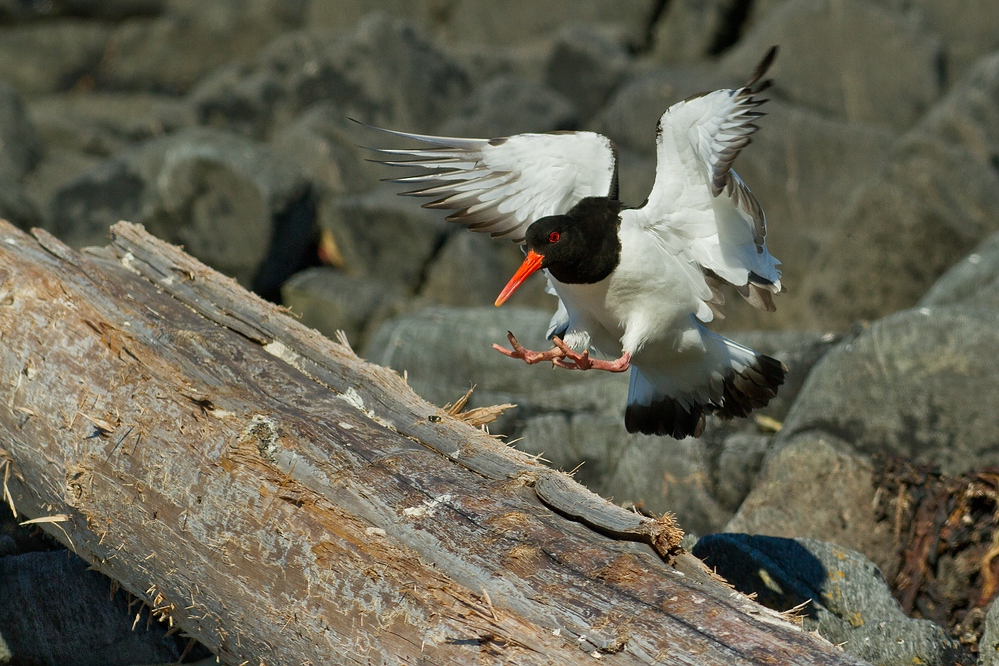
[0, 220, 866, 665]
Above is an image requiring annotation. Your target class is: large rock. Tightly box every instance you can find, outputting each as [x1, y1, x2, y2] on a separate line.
[730, 288, 999, 580]
[0, 83, 44, 183]
[803, 135, 999, 328]
[693, 535, 974, 666]
[281, 267, 406, 350]
[0, 21, 111, 94]
[318, 190, 448, 294]
[722, 0, 944, 130]
[50, 128, 311, 288]
[726, 433, 898, 579]
[981, 596, 999, 666]
[545, 24, 631, 120]
[27, 92, 197, 157]
[919, 231, 999, 310]
[270, 103, 378, 198]
[651, 0, 747, 63]
[0, 551, 183, 666]
[438, 76, 579, 138]
[781, 305, 999, 474]
[418, 231, 552, 309]
[0, 0, 163, 21]
[308, 1, 661, 50]
[96, 0, 309, 94]
[918, 50, 999, 165]
[190, 12, 471, 138]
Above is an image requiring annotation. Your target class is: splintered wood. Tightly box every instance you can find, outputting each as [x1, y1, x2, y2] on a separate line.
[0, 220, 866, 665]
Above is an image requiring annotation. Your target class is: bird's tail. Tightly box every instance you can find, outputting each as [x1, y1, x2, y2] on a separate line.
[625, 325, 785, 438]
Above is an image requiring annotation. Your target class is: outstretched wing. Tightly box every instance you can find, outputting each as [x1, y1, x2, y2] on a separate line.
[365, 126, 618, 244]
[637, 47, 781, 316]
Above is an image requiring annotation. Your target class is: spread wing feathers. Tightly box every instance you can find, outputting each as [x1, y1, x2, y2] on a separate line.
[639, 47, 782, 315]
[365, 126, 618, 244]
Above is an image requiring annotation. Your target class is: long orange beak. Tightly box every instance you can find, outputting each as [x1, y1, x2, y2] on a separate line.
[495, 251, 543, 306]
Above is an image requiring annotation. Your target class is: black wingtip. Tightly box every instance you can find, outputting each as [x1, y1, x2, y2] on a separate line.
[747, 46, 779, 88]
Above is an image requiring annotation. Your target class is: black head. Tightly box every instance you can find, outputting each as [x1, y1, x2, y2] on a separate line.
[524, 197, 623, 285]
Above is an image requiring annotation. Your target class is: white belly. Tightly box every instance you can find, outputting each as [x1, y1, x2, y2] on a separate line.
[550, 226, 706, 357]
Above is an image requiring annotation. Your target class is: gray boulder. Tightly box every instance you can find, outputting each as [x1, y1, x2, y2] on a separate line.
[281, 267, 406, 351]
[270, 103, 378, 198]
[50, 128, 311, 288]
[713, 100, 896, 331]
[803, 135, 999, 329]
[730, 281, 999, 581]
[27, 92, 197, 157]
[722, 0, 944, 130]
[418, 231, 552, 309]
[726, 433, 898, 581]
[319, 190, 448, 295]
[307, 1, 660, 50]
[918, 50, 999, 166]
[0, 551, 182, 666]
[438, 76, 579, 138]
[0, 0, 163, 22]
[651, 0, 746, 64]
[920, 231, 999, 310]
[0, 83, 44, 183]
[190, 12, 471, 138]
[0, 180, 43, 231]
[0, 21, 110, 94]
[981, 596, 999, 665]
[774, 306, 999, 474]
[97, 0, 309, 94]
[693, 535, 973, 666]
[545, 24, 631, 120]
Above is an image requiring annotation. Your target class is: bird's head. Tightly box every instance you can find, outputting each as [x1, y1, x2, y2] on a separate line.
[495, 198, 622, 306]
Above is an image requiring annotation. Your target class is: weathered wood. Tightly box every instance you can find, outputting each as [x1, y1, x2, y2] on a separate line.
[0, 219, 864, 665]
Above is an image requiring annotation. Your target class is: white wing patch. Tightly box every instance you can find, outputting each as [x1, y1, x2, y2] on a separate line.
[366, 127, 618, 244]
[637, 47, 782, 317]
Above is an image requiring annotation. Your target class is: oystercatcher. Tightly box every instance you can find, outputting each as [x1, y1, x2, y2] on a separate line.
[368, 47, 785, 438]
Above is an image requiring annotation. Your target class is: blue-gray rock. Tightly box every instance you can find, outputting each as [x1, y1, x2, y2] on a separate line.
[694, 535, 974, 666]
[0, 551, 181, 666]
[0, 82, 44, 183]
[50, 128, 311, 289]
[722, 0, 944, 130]
[545, 24, 631, 120]
[190, 12, 471, 138]
[980, 596, 999, 665]
[281, 267, 406, 350]
[920, 231, 999, 309]
[0, 21, 110, 95]
[319, 190, 448, 295]
[438, 76, 579, 138]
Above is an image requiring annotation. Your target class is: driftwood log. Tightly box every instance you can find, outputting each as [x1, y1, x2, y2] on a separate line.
[0, 219, 864, 665]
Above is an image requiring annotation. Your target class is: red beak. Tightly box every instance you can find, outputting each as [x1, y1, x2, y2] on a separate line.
[495, 251, 543, 306]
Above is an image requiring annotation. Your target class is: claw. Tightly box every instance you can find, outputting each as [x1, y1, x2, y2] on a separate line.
[493, 331, 631, 373]
[492, 331, 565, 365]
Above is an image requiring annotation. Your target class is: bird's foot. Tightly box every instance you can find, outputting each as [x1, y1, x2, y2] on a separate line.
[551, 337, 631, 373]
[492, 331, 566, 365]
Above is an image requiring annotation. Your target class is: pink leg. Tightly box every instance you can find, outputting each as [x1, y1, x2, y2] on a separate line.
[492, 331, 566, 365]
[551, 337, 631, 373]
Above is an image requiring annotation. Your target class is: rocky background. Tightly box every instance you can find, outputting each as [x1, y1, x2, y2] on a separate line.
[2, 0, 999, 664]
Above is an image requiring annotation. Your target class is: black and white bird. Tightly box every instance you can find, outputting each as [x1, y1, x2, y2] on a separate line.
[367, 47, 786, 439]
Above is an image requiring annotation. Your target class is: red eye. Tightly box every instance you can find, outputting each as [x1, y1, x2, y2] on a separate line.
[548, 231, 560, 243]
